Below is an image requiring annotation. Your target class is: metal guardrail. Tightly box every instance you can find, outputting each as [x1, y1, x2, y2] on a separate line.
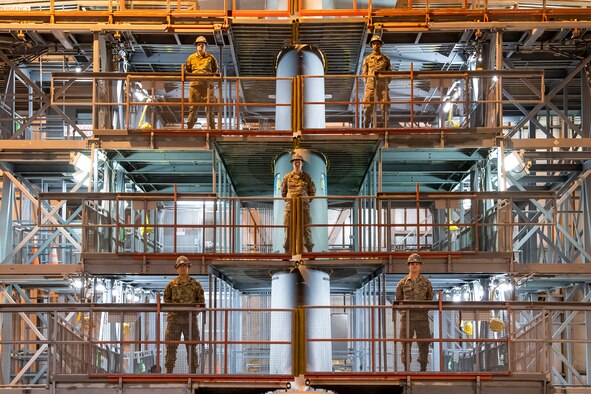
[0, 0, 589, 15]
[29, 191, 558, 261]
[2, 301, 590, 388]
[39, 70, 545, 137]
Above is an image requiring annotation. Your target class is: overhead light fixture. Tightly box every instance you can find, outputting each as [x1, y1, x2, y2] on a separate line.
[443, 100, 452, 113]
[462, 199, 471, 210]
[71, 152, 92, 172]
[95, 280, 107, 293]
[72, 278, 83, 289]
[134, 90, 147, 101]
[497, 282, 513, 293]
[504, 150, 530, 178]
[504, 151, 521, 172]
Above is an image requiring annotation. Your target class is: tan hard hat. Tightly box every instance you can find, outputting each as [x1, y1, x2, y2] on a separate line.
[407, 253, 422, 264]
[370, 35, 383, 45]
[175, 255, 191, 268]
[290, 153, 304, 162]
[194, 36, 208, 45]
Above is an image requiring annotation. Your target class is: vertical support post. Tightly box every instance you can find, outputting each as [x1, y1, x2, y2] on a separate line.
[495, 31, 503, 129]
[0, 175, 14, 263]
[156, 294, 161, 372]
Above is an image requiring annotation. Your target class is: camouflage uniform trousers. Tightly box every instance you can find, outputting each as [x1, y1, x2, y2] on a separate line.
[399, 312, 432, 370]
[165, 313, 200, 373]
[362, 84, 390, 128]
[283, 200, 313, 253]
[187, 82, 215, 129]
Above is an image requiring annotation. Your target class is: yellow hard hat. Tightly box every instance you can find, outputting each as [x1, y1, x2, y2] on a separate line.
[462, 321, 473, 336]
[140, 122, 152, 130]
[489, 317, 505, 332]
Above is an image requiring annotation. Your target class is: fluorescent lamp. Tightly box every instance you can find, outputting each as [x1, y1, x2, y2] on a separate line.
[71, 152, 92, 172]
[134, 90, 147, 101]
[443, 101, 452, 113]
[498, 282, 513, 293]
[462, 199, 471, 210]
[504, 151, 530, 179]
[504, 151, 522, 172]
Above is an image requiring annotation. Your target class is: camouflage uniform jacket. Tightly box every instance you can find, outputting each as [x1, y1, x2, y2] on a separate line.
[164, 277, 205, 319]
[395, 274, 434, 320]
[362, 52, 392, 90]
[281, 171, 316, 201]
[185, 52, 218, 87]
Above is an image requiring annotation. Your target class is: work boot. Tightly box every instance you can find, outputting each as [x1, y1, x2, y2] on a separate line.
[420, 363, 427, 372]
[187, 121, 195, 129]
[363, 119, 371, 128]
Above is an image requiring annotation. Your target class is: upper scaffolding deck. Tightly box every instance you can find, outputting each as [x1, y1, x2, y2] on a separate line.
[1, 0, 591, 27]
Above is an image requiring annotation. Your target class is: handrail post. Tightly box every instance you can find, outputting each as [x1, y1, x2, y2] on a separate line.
[438, 291, 443, 372]
[223, 309, 229, 374]
[156, 294, 161, 373]
[506, 302, 512, 373]
[370, 306, 375, 372]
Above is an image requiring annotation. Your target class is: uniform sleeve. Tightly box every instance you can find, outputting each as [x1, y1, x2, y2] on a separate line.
[163, 282, 172, 303]
[281, 174, 288, 198]
[426, 280, 434, 301]
[185, 56, 192, 73]
[362, 57, 369, 79]
[395, 280, 403, 301]
[386, 57, 393, 83]
[307, 174, 316, 197]
[196, 282, 205, 305]
[211, 55, 219, 75]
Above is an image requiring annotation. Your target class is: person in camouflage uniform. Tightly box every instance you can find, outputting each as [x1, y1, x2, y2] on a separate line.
[164, 256, 205, 374]
[395, 253, 434, 372]
[281, 153, 316, 254]
[362, 35, 392, 128]
[185, 36, 218, 130]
